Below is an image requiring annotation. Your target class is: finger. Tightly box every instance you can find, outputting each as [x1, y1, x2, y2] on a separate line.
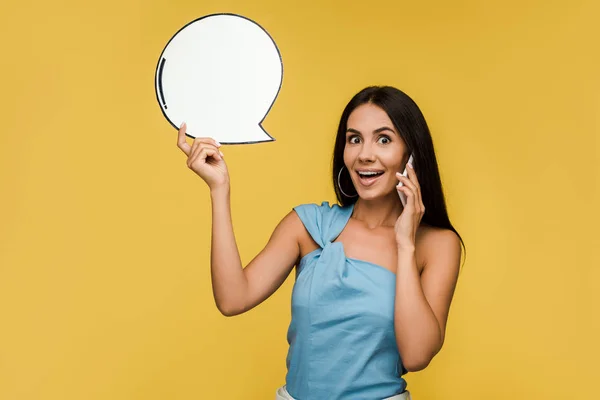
[404, 165, 424, 212]
[189, 140, 217, 157]
[189, 146, 222, 169]
[411, 182, 421, 212]
[406, 163, 421, 190]
[396, 172, 417, 191]
[198, 147, 223, 164]
[397, 179, 420, 213]
[188, 142, 208, 168]
[397, 186, 415, 210]
[187, 140, 202, 167]
[187, 147, 207, 169]
[177, 123, 192, 156]
[188, 142, 221, 167]
[193, 137, 221, 149]
[189, 140, 222, 165]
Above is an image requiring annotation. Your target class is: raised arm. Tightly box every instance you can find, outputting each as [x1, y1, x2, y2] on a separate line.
[210, 189, 303, 315]
[177, 123, 302, 316]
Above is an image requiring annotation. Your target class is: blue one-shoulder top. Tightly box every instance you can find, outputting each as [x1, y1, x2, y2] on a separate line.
[285, 201, 407, 400]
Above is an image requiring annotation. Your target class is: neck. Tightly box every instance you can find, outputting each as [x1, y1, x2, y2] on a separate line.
[351, 193, 403, 229]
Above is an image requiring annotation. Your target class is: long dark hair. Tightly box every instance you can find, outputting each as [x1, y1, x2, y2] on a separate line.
[332, 86, 466, 257]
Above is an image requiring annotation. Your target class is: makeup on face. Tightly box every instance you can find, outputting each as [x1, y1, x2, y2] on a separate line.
[344, 104, 407, 197]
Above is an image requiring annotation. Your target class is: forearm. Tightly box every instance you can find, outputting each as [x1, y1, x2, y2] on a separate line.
[394, 247, 442, 371]
[209, 186, 248, 315]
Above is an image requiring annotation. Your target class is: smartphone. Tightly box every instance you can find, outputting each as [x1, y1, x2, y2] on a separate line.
[398, 154, 414, 207]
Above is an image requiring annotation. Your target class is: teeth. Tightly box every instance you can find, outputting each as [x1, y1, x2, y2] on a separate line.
[358, 171, 381, 176]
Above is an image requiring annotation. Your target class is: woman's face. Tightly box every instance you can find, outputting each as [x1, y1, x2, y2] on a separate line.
[343, 103, 409, 201]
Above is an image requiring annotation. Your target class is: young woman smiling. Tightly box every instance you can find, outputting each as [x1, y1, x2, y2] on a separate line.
[177, 86, 465, 400]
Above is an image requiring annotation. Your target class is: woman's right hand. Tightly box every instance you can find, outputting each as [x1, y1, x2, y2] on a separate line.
[177, 122, 229, 191]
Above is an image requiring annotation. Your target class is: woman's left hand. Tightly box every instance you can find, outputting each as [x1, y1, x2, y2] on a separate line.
[395, 163, 425, 250]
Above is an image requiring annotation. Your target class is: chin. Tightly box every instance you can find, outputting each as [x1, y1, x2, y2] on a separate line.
[356, 186, 397, 202]
[356, 189, 389, 201]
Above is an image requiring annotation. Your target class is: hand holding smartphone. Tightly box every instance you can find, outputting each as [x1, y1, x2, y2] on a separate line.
[397, 154, 414, 207]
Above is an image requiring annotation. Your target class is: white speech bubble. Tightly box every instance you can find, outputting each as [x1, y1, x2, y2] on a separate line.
[155, 13, 283, 144]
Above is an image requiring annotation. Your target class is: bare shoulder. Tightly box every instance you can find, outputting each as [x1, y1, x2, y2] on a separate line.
[269, 208, 316, 264]
[279, 208, 304, 229]
[417, 224, 462, 271]
[274, 208, 306, 242]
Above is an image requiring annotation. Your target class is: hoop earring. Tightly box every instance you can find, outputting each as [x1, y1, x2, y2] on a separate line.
[337, 166, 358, 198]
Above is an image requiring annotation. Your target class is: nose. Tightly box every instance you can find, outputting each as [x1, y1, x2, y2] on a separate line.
[357, 142, 376, 163]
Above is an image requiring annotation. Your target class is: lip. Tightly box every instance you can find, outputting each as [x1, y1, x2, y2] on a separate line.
[355, 170, 385, 187]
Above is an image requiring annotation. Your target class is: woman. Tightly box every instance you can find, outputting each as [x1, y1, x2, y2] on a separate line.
[176, 86, 464, 400]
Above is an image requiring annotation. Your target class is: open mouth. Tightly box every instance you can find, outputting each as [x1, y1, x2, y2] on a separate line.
[356, 170, 384, 187]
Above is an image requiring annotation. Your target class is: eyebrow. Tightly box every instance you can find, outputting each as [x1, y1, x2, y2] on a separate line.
[346, 126, 397, 135]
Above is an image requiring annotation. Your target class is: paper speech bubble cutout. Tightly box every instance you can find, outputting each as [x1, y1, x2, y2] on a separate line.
[155, 13, 283, 144]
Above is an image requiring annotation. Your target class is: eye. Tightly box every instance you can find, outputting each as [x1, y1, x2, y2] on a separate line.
[378, 135, 391, 145]
[348, 135, 361, 144]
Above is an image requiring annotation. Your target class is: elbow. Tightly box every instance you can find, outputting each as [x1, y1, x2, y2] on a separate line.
[402, 356, 431, 372]
[218, 306, 239, 317]
[399, 331, 445, 372]
[401, 343, 442, 372]
[215, 301, 248, 317]
[215, 300, 243, 317]
[217, 305, 244, 317]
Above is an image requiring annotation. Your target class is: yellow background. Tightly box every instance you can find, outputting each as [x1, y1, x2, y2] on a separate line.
[1, 0, 598, 398]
